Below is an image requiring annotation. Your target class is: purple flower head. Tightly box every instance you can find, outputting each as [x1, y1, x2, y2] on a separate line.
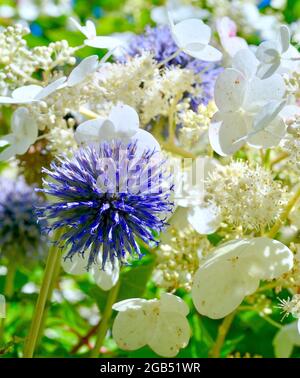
[120, 25, 223, 107]
[37, 141, 174, 270]
[0, 176, 46, 261]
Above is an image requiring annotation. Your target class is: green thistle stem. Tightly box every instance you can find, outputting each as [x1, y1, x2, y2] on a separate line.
[210, 310, 237, 358]
[90, 280, 120, 358]
[23, 231, 62, 358]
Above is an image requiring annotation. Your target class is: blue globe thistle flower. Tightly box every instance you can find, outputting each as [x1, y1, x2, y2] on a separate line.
[37, 141, 174, 270]
[0, 176, 46, 262]
[120, 25, 223, 107]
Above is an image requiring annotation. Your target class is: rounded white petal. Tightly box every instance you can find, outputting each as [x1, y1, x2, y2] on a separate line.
[232, 49, 258, 78]
[222, 37, 248, 57]
[130, 129, 161, 155]
[85, 36, 122, 50]
[67, 56, 99, 87]
[209, 112, 248, 156]
[61, 253, 88, 275]
[273, 322, 300, 358]
[253, 100, 286, 132]
[12, 107, 38, 144]
[247, 116, 286, 148]
[35, 77, 66, 100]
[256, 61, 280, 79]
[148, 312, 190, 357]
[0, 134, 15, 160]
[75, 118, 110, 144]
[214, 68, 246, 112]
[246, 237, 293, 280]
[160, 293, 189, 316]
[244, 74, 285, 112]
[187, 204, 221, 234]
[112, 308, 149, 350]
[172, 18, 211, 48]
[92, 261, 119, 291]
[109, 103, 140, 137]
[12, 85, 42, 101]
[184, 44, 222, 62]
[112, 298, 148, 312]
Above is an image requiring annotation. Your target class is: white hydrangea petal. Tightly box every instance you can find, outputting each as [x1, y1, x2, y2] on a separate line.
[61, 253, 88, 275]
[172, 18, 211, 48]
[148, 312, 190, 357]
[187, 204, 221, 234]
[112, 298, 148, 312]
[130, 129, 161, 155]
[256, 61, 280, 79]
[35, 77, 66, 100]
[273, 322, 300, 358]
[0, 294, 5, 319]
[184, 44, 222, 62]
[256, 40, 279, 64]
[85, 36, 122, 50]
[192, 239, 260, 319]
[112, 308, 150, 350]
[246, 237, 294, 280]
[222, 37, 248, 57]
[232, 49, 258, 78]
[12, 107, 38, 144]
[214, 68, 246, 112]
[67, 55, 99, 87]
[247, 116, 286, 148]
[75, 118, 109, 144]
[209, 112, 248, 156]
[12, 85, 43, 101]
[244, 74, 285, 111]
[253, 100, 286, 132]
[279, 25, 290, 53]
[160, 293, 189, 316]
[109, 104, 140, 137]
[0, 135, 15, 160]
[92, 260, 119, 291]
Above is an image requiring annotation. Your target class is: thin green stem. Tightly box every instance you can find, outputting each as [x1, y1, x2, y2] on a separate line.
[157, 48, 182, 68]
[90, 280, 120, 358]
[209, 310, 237, 358]
[23, 230, 62, 358]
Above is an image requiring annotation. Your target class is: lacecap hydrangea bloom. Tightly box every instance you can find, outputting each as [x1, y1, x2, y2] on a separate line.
[37, 140, 174, 270]
[0, 176, 46, 262]
[121, 25, 222, 107]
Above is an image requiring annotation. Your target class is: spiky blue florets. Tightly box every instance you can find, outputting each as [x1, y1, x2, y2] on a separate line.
[37, 141, 174, 270]
[0, 176, 46, 261]
[120, 25, 223, 107]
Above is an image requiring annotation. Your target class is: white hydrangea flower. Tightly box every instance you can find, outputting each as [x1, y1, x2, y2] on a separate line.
[256, 25, 300, 79]
[75, 103, 161, 155]
[209, 49, 286, 156]
[0, 107, 38, 160]
[0, 294, 5, 318]
[61, 252, 119, 292]
[168, 13, 222, 62]
[176, 157, 221, 234]
[0, 76, 66, 104]
[192, 237, 294, 319]
[273, 321, 300, 357]
[70, 17, 122, 50]
[112, 293, 190, 357]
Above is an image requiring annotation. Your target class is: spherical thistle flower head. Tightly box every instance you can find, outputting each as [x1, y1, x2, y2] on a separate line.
[206, 160, 286, 231]
[37, 141, 174, 270]
[120, 25, 223, 107]
[0, 176, 47, 263]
